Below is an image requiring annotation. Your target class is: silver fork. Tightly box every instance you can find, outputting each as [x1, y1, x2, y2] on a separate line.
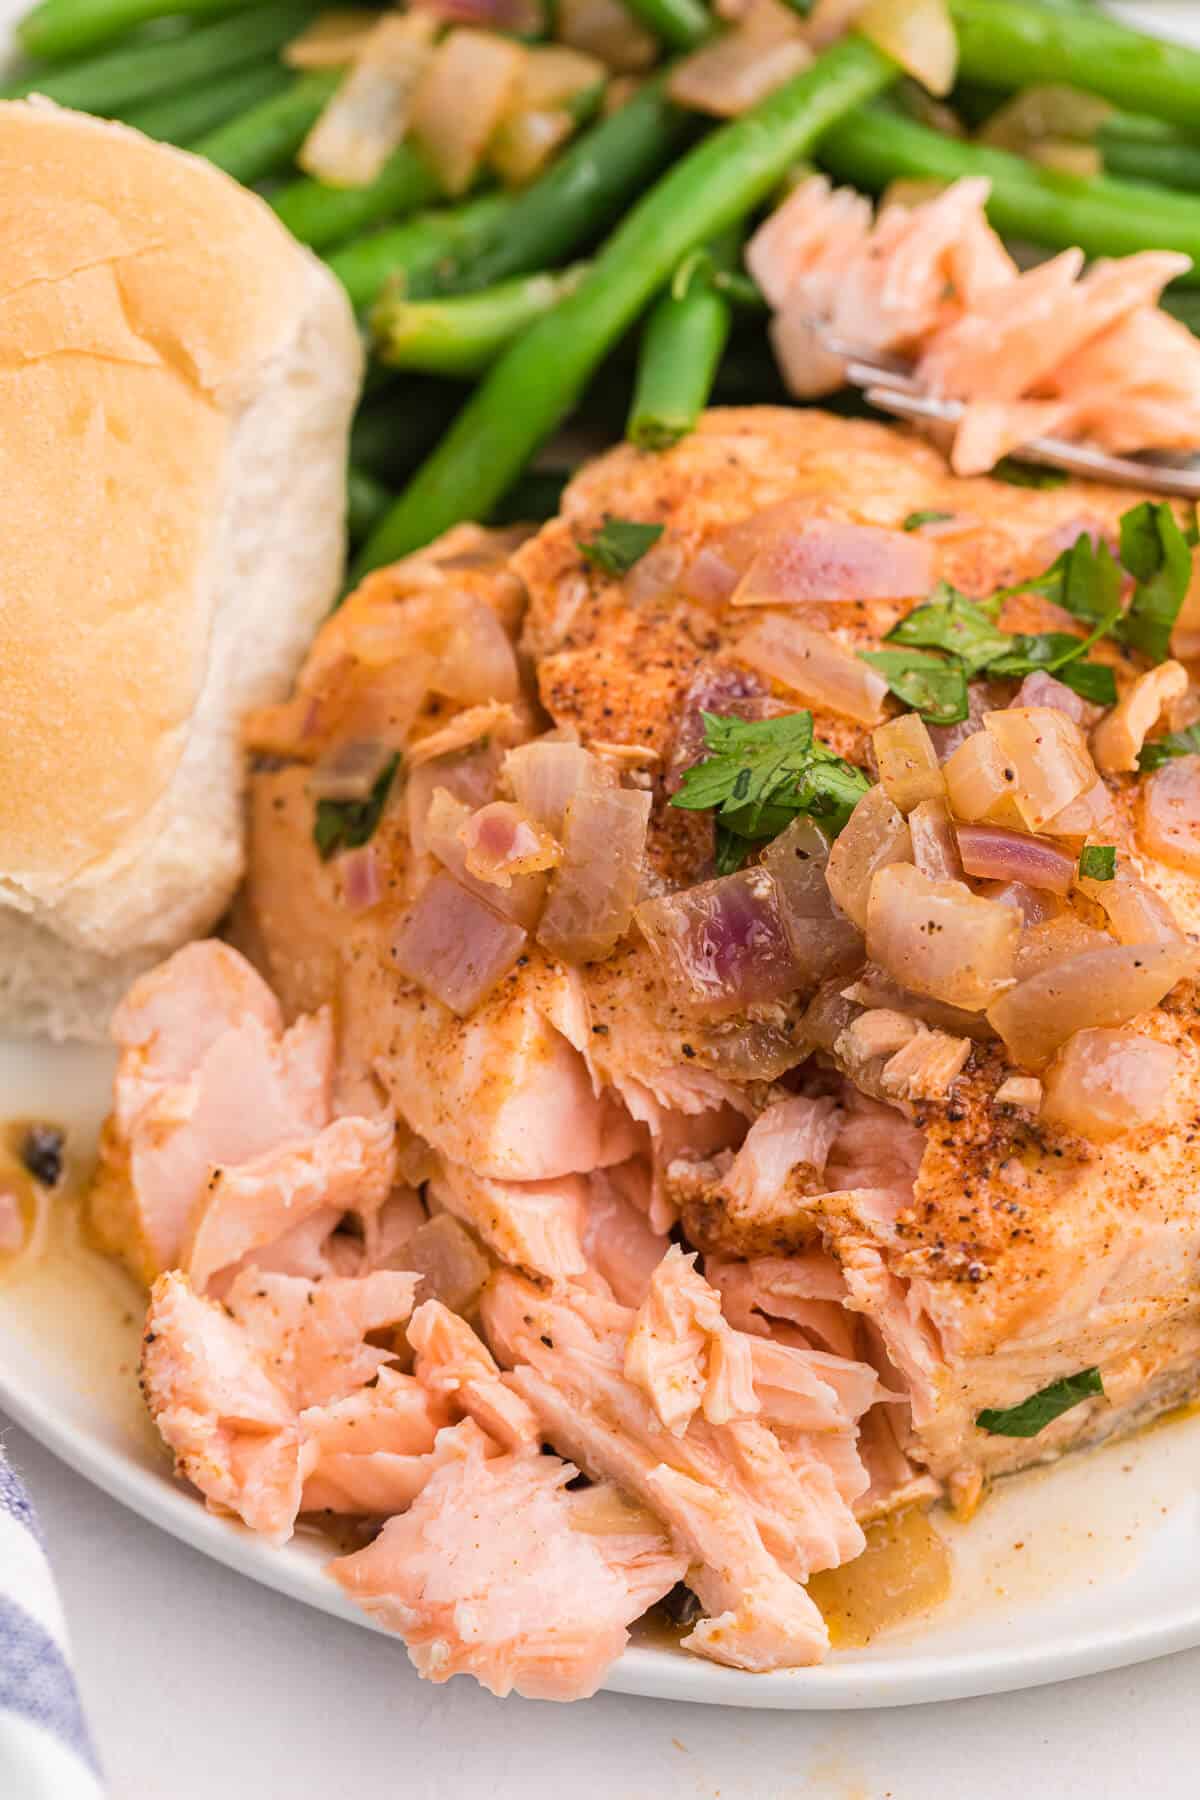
[821, 332, 1200, 499]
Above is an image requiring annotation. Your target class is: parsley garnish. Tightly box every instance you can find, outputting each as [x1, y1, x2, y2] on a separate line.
[671, 711, 870, 851]
[1117, 501, 1193, 664]
[902, 509, 954, 531]
[579, 517, 664, 577]
[313, 752, 400, 862]
[977, 1368, 1104, 1438]
[858, 647, 969, 726]
[860, 576, 1118, 725]
[1078, 844, 1116, 881]
[992, 458, 1069, 490]
[1139, 723, 1200, 771]
[886, 583, 1011, 676]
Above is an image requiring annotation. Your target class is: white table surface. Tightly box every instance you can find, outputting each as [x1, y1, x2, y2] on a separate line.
[5, 1414, 1200, 1800]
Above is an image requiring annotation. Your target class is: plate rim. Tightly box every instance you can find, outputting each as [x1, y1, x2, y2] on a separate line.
[6, 1356, 1200, 1710]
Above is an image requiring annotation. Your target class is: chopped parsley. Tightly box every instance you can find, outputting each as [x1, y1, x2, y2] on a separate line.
[579, 516, 664, 577]
[992, 457, 1069, 489]
[977, 1368, 1104, 1438]
[859, 499, 1196, 726]
[1078, 844, 1117, 882]
[1117, 501, 1193, 664]
[1139, 722, 1200, 771]
[858, 646, 969, 727]
[902, 509, 954, 531]
[885, 583, 1012, 676]
[313, 752, 400, 862]
[671, 710, 870, 854]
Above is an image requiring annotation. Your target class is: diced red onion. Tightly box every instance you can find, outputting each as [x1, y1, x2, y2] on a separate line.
[738, 615, 889, 725]
[866, 863, 1020, 1010]
[504, 737, 602, 834]
[908, 797, 964, 881]
[825, 785, 912, 929]
[414, 0, 543, 31]
[339, 845, 383, 913]
[1077, 868, 1183, 945]
[386, 1213, 491, 1311]
[983, 707, 1098, 832]
[926, 680, 996, 763]
[762, 816, 864, 981]
[461, 801, 561, 885]
[1139, 755, 1200, 876]
[987, 941, 1197, 1068]
[538, 784, 651, 962]
[308, 737, 394, 802]
[407, 742, 500, 858]
[956, 824, 1076, 894]
[1013, 671, 1095, 726]
[1041, 1027, 1181, 1140]
[425, 787, 547, 928]
[731, 521, 935, 607]
[393, 872, 527, 1016]
[976, 879, 1061, 927]
[636, 867, 802, 1016]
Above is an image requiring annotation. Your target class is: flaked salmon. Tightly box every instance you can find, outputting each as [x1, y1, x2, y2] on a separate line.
[750, 176, 1200, 475]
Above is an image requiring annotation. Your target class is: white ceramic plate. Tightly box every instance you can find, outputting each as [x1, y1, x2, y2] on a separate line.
[7, 0, 1200, 1712]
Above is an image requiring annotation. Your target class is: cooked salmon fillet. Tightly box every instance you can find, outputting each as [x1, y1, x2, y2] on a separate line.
[94, 408, 1200, 1697]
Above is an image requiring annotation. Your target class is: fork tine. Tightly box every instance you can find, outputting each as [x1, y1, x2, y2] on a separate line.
[866, 386, 1200, 499]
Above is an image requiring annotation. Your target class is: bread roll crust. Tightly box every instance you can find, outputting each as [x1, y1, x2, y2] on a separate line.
[0, 101, 363, 1035]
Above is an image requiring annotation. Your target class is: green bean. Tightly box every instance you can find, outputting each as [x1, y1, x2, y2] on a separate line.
[347, 465, 395, 545]
[349, 377, 466, 482]
[0, 2, 317, 109]
[819, 106, 1200, 279]
[19, 0, 246, 60]
[950, 0, 1200, 130]
[327, 194, 513, 312]
[618, 0, 710, 52]
[188, 69, 338, 184]
[124, 60, 289, 146]
[627, 232, 737, 450]
[449, 78, 690, 292]
[272, 144, 441, 252]
[372, 263, 592, 379]
[1101, 132, 1200, 197]
[354, 37, 893, 572]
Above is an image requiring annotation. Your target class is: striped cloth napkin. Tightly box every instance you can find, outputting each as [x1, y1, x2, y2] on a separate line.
[0, 1450, 103, 1799]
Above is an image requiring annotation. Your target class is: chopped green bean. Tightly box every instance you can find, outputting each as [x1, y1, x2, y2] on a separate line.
[618, 0, 710, 51]
[327, 195, 513, 312]
[272, 144, 441, 252]
[20, 0, 248, 60]
[820, 105, 1200, 279]
[372, 263, 592, 379]
[627, 231, 738, 449]
[124, 60, 289, 146]
[950, 0, 1200, 130]
[0, 2, 318, 110]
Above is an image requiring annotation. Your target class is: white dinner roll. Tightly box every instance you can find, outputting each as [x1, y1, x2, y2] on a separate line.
[0, 98, 363, 1038]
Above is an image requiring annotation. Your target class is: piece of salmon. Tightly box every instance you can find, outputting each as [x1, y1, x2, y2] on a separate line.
[330, 1419, 687, 1701]
[482, 1267, 881, 1670]
[749, 175, 1200, 475]
[110, 405, 1200, 1691]
[89, 940, 398, 1291]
